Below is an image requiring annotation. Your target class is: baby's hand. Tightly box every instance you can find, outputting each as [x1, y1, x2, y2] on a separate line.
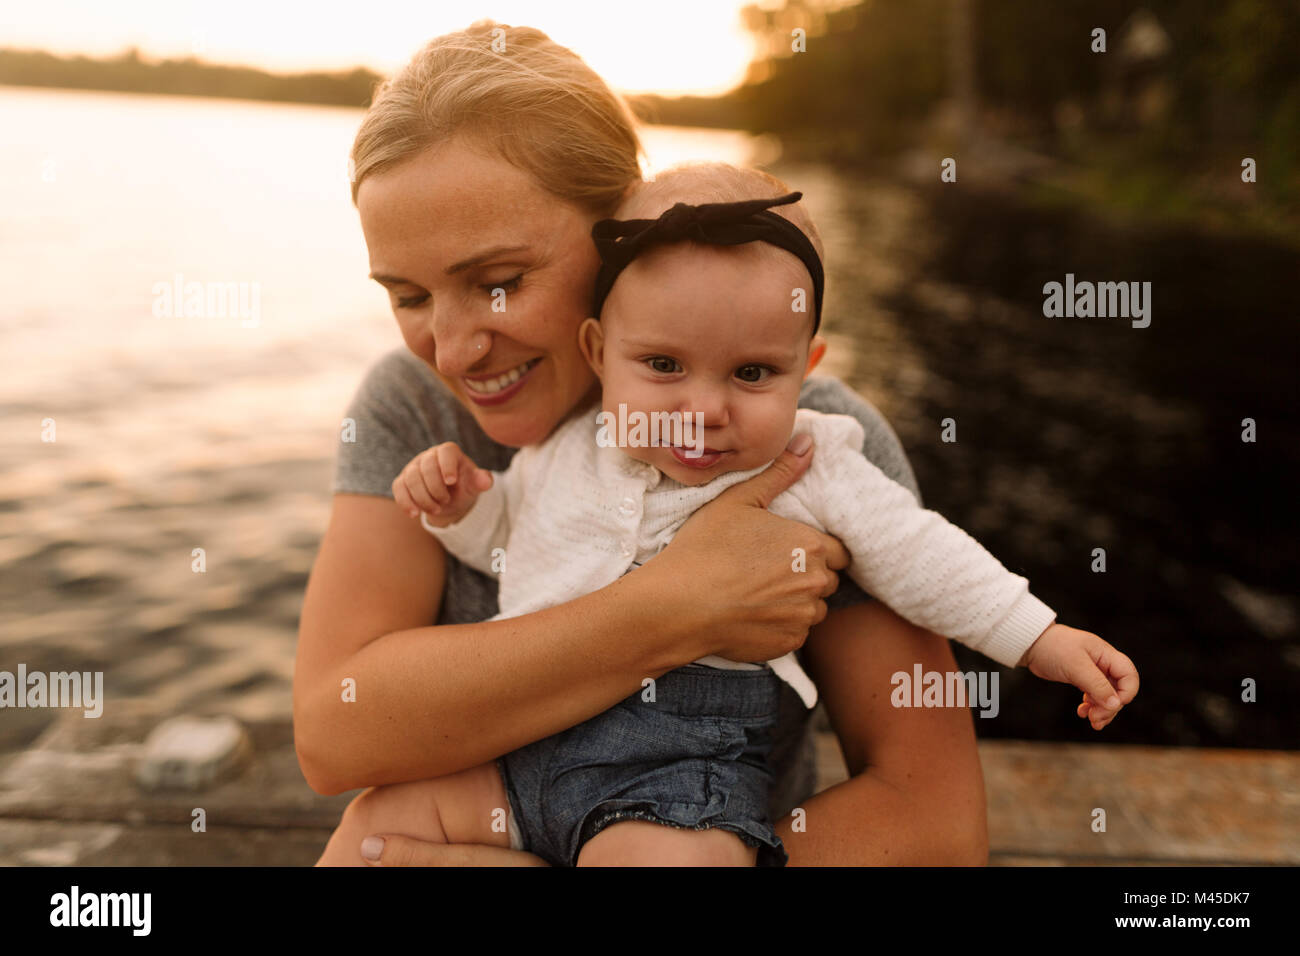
[392, 442, 494, 527]
[1021, 623, 1139, 730]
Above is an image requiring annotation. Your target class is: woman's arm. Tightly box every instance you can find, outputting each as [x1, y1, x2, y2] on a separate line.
[775, 599, 989, 865]
[349, 597, 990, 866]
[295, 493, 682, 794]
[294, 441, 848, 795]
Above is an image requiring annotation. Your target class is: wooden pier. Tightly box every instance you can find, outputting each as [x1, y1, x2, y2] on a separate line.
[1, 701, 1295, 866]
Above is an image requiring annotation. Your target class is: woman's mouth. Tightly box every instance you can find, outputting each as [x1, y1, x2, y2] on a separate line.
[462, 358, 542, 406]
[670, 446, 729, 469]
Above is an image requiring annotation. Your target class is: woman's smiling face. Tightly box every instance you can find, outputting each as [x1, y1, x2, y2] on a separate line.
[358, 136, 604, 448]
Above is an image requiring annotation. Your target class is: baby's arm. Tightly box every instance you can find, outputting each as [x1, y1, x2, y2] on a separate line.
[797, 413, 1138, 726]
[391, 442, 511, 576]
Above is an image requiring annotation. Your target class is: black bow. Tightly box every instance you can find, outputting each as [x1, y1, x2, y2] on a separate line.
[591, 191, 823, 333]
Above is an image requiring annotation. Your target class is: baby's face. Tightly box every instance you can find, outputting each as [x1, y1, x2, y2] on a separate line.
[580, 241, 820, 486]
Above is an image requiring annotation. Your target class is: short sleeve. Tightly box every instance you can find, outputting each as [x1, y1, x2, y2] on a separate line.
[333, 348, 515, 497]
[330, 348, 516, 627]
[797, 376, 922, 609]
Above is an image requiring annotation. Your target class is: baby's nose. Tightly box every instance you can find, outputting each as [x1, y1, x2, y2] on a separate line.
[681, 389, 729, 428]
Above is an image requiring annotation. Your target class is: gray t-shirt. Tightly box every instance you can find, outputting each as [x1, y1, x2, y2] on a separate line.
[334, 347, 921, 819]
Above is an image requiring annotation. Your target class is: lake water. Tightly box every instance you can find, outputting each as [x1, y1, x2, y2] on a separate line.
[0, 88, 754, 487]
[1, 87, 1296, 752]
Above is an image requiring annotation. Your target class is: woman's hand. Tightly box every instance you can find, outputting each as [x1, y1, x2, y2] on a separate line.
[296, 437, 845, 794]
[636, 434, 851, 664]
[359, 835, 550, 867]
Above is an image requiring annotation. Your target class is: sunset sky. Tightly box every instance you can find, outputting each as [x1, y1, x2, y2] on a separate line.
[0, 0, 777, 95]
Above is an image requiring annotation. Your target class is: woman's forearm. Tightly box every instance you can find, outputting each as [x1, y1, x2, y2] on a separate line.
[294, 495, 707, 795]
[297, 568, 699, 795]
[296, 449, 840, 797]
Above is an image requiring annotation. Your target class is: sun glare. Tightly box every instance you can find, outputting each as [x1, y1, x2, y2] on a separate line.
[0, 0, 762, 95]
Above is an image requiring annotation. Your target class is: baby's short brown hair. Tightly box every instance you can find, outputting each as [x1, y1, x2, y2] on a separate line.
[618, 162, 825, 264]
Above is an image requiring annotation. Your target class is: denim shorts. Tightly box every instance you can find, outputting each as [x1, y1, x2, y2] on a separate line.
[497, 663, 788, 867]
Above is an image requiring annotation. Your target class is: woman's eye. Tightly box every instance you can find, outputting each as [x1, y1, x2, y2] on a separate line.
[736, 365, 772, 383]
[647, 356, 680, 374]
[481, 274, 522, 294]
[396, 293, 429, 309]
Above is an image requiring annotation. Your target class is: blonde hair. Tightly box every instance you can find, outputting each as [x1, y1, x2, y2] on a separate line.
[618, 162, 825, 263]
[350, 21, 644, 215]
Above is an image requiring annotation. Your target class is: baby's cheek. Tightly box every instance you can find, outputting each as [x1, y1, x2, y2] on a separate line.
[750, 418, 801, 468]
[601, 369, 647, 409]
[619, 445, 658, 467]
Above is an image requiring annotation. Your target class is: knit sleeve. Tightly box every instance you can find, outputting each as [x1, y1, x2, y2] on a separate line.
[796, 411, 1056, 668]
[797, 376, 921, 611]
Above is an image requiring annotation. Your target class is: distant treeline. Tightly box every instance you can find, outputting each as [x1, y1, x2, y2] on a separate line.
[0, 48, 380, 107]
[645, 0, 1299, 169]
[5, 0, 1297, 175]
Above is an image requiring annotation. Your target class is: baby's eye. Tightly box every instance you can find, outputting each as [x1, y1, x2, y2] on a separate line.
[646, 356, 681, 374]
[736, 364, 772, 383]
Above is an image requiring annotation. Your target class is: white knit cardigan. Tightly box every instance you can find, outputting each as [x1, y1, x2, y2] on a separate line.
[426, 405, 1056, 708]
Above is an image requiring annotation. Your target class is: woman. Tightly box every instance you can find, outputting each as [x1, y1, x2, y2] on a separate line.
[293, 21, 988, 866]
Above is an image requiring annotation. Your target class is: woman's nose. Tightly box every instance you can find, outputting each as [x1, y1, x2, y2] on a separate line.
[429, 304, 489, 377]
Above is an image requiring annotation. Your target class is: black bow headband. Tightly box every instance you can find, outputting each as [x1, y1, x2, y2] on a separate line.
[591, 192, 823, 334]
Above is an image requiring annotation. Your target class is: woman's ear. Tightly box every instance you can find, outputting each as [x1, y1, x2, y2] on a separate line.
[804, 334, 827, 378]
[578, 317, 606, 377]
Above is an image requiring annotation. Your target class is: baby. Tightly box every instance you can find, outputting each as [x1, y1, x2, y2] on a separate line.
[365, 163, 1139, 867]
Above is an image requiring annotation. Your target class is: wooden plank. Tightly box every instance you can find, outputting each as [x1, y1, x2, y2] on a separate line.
[987, 854, 1240, 867]
[0, 701, 357, 830]
[0, 819, 333, 867]
[815, 733, 1300, 865]
[982, 740, 1300, 865]
[5, 704, 1296, 866]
